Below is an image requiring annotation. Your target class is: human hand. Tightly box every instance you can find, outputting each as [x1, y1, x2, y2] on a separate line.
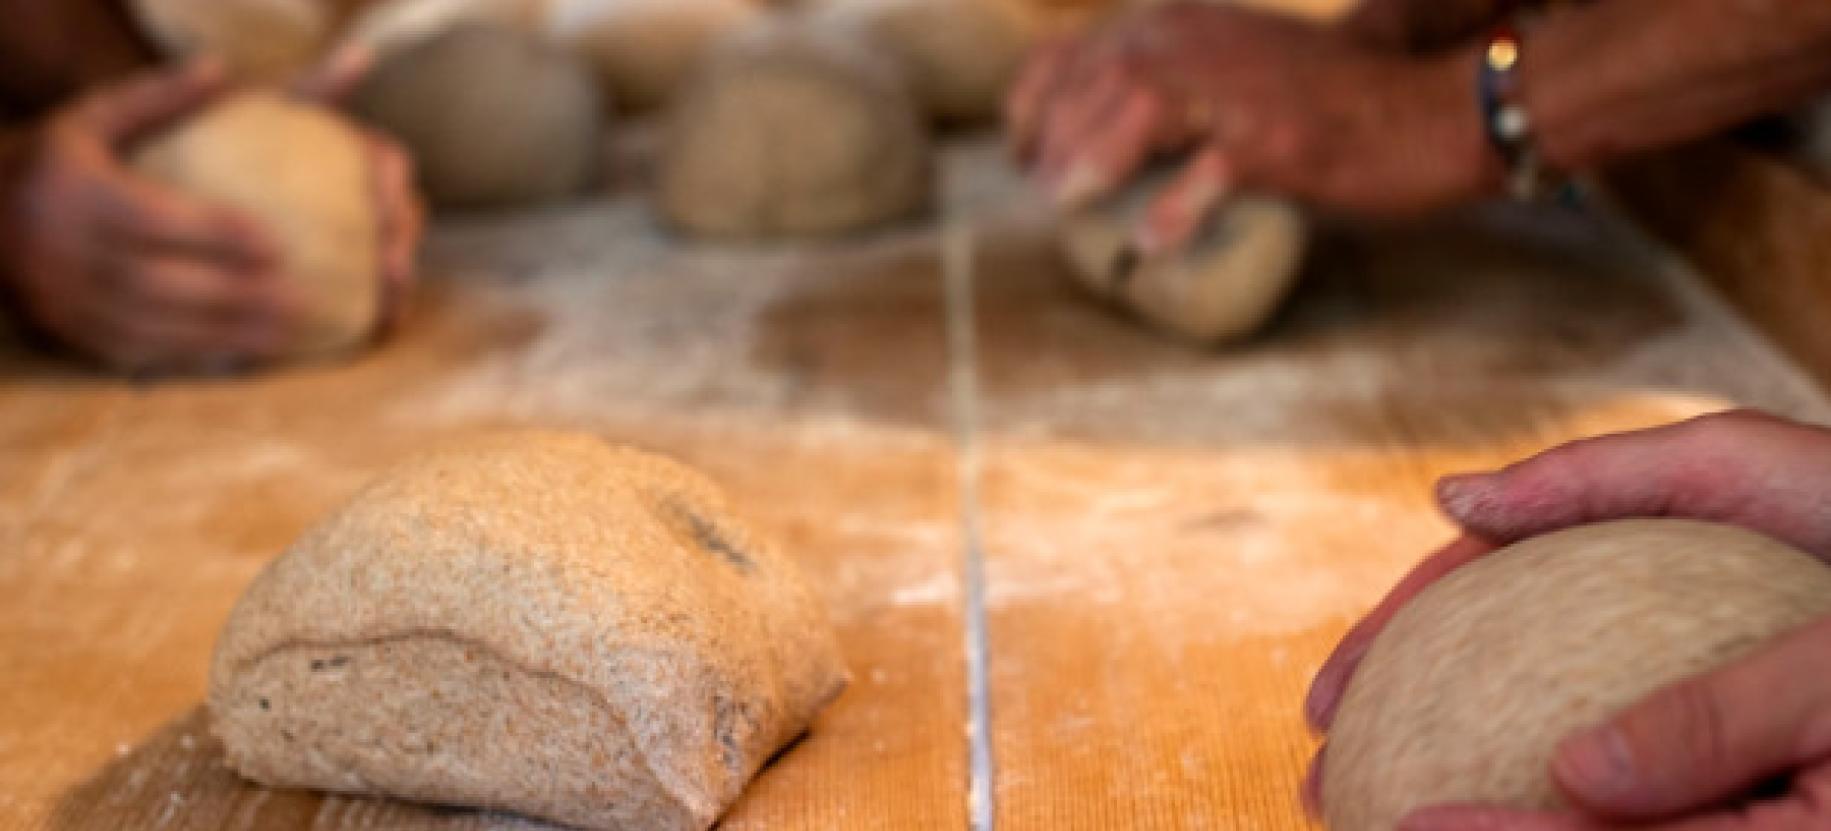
[0, 59, 291, 372]
[1302, 409, 1831, 822]
[1005, 2, 1499, 252]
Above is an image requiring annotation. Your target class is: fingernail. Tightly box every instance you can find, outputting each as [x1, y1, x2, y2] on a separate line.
[1435, 473, 1497, 523]
[1554, 724, 1637, 795]
[1051, 161, 1105, 209]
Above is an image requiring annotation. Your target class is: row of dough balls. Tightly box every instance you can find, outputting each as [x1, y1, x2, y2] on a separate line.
[127, 0, 1104, 219]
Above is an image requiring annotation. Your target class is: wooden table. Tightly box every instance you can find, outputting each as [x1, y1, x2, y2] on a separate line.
[4, 136, 1828, 830]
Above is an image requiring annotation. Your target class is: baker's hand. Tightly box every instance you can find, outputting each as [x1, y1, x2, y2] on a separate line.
[0, 60, 292, 372]
[1402, 613, 1831, 830]
[296, 43, 425, 332]
[1338, 0, 1514, 54]
[1301, 409, 1831, 815]
[1005, 2, 1499, 253]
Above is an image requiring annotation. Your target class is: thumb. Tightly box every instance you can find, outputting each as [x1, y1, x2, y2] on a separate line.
[75, 58, 230, 145]
[1550, 615, 1831, 820]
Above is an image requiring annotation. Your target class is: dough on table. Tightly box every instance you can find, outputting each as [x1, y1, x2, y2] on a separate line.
[546, 0, 764, 112]
[1325, 519, 1831, 831]
[815, 0, 1034, 125]
[351, 23, 605, 212]
[658, 21, 933, 238]
[130, 92, 382, 360]
[129, 0, 330, 82]
[1058, 180, 1308, 343]
[209, 432, 848, 831]
[338, 0, 549, 58]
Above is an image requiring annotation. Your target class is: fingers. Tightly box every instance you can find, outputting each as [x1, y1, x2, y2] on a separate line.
[1548, 615, 1831, 820]
[292, 42, 375, 104]
[1136, 143, 1233, 254]
[1434, 410, 1831, 556]
[1397, 805, 1602, 831]
[1042, 88, 1169, 209]
[70, 58, 228, 145]
[93, 175, 276, 270]
[364, 133, 424, 333]
[1007, 36, 1082, 161]
[1305, 534, 1497, 731]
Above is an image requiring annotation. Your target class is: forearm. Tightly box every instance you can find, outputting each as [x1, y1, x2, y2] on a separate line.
[1340, 0, 1520, 53]
[1523, 0, 1831, 171]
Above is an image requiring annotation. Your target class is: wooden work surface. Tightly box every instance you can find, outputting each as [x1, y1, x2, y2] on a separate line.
[3, 137, 1829, 830]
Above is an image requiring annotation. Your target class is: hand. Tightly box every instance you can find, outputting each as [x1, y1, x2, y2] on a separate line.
[1403, 613, 1831, 830]
[1005, 2, 1500, 252]
[1302, 409, 1831, 824]
[0, 60, 290, 372]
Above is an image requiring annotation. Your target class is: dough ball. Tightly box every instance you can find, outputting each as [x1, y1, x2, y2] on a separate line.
[209, 432, 848, 831]
[338, 0, 548, 58]
[547, 0, 764, 112]
[350, 24, 605, 212]
[815, 0, 1034, 124]
[131, 92, 381, 360]
[1324, 519, 1831, 831]
[658, 22, 933, 239]
[1059, 181, 1307, 343]
[129, 0, 330, 82]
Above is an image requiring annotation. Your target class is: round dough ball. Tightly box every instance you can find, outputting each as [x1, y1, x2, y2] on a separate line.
[1059, 180, 1307, 343]
[816, 0, 1034, 124]
[547, 0, 764, 112]
[338, 0, 549, 58]
[1325, 519, 1831, 831]
[131, 92, 381, 360]
[658, 22, 933, 239]
[210, 432, 848, 831]
[350, 24, 605, 212]
[129, 0, 330, 82]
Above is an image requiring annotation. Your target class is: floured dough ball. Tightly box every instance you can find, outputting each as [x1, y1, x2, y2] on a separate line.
[129, 0, 330, 82]
[1059, 179, 1307, 343]
[1325, 519, 1831, 831]
[132, 92, 381, 360]
[351, 24, 604, 212]
[816, 0, 1034, 124]
[547, 0, 764, 112]
[338, 0, 549, 58]
[659, 22, 933, 238]
[209, 432, 849, 831]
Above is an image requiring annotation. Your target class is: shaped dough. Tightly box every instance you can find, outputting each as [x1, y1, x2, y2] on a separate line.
[1059, 181, 1307, 343]
[351, 24, 605, 211]
[210, 432, 848, 831]
[1325, 519, 1831, 831]
[131, 92, 381, 360]
[657, 21, 933, 239]
[547, 0, 764, 112]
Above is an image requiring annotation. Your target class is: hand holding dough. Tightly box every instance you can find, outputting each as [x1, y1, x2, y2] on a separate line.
[1058, 179, 1308, 343]
[1324, 520, 1831, 831]
[210, 432, 848, 831]
[657, 20, 934, 239]
[130, 92, 383, 360]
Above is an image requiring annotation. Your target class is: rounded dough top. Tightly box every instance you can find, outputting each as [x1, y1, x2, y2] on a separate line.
[1324, 519, 1831, 831]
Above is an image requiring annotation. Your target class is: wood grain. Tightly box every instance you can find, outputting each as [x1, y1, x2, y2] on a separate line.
[2, 139, 1828, 831]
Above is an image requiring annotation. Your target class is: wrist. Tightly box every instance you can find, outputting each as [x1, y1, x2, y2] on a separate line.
[1415, 44, 1509, 203]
